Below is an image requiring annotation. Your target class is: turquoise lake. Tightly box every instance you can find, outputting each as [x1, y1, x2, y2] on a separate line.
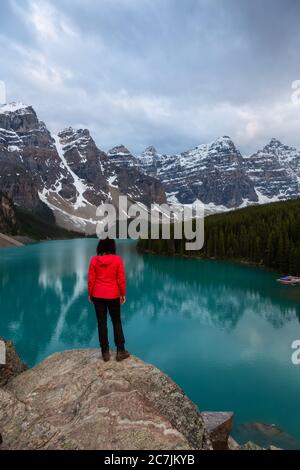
[1, 238, 300, 448]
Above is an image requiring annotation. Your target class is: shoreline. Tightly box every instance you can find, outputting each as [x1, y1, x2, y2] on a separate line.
[0, 234, 89, 249]
[137, 247, 283, 276]
[0, 233, 27, 248]
[1, 235, 285, 278]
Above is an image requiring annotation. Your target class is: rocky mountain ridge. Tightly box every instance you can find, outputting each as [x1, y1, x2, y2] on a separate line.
[136, 136, 300, 210]
[0, 103, 166, 233]
[1, 101, 300, 234]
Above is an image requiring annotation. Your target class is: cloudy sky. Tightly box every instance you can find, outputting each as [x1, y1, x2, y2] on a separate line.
[1, 0, 300, 155]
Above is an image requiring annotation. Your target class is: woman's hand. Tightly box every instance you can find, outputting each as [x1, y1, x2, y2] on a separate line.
[120, 296, 126, 304]
[88, 296, 92, 304]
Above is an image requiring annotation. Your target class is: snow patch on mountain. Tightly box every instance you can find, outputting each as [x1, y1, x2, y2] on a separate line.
[0, 102, 30, 114]
[255, 190, 281, 204]
[38, 188, 98, 228]
[108, 174, 118, 188]
[53, 135, 90, 209]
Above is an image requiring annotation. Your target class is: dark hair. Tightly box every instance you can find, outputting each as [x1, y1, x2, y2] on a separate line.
[97, 237, 116, 255]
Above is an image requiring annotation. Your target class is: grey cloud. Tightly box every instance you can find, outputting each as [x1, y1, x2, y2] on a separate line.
[1, 0, 300, 155]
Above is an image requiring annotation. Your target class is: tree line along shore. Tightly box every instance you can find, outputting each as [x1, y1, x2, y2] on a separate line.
[137, 199, 300, 276]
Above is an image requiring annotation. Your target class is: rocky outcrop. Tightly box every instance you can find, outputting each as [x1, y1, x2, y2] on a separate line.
[1, 349, 206, 450]
[0, 337, 27, 387]
[0, 342, 284, 451]
[0, 345, 240, 451]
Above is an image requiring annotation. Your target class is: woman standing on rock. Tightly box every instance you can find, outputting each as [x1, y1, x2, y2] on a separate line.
[88, 238, 130, 362]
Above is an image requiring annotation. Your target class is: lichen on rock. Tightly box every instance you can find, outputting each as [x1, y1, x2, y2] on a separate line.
[0, 349, 207, 450]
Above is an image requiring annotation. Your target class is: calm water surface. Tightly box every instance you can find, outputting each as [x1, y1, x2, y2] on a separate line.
[1, 239, 300, 447]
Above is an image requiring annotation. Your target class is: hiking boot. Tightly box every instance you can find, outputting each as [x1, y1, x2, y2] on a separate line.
[116, 350, 130, 362]
[102, 350, 110, 362]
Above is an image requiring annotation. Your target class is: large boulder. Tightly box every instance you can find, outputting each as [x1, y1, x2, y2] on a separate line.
[1, 349, 207, 450]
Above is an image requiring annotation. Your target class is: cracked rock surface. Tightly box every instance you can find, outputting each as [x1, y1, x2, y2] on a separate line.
[0, 349, 206, 450]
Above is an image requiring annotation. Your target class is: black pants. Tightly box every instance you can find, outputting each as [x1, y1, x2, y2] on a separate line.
[93, 297, 125, 352]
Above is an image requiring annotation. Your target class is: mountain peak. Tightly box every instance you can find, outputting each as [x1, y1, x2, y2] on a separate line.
[267, 137, 284, 147]
[60, 126, 76, 133]
[208, 136, 237, 152]
[0, 102, 32, 114]
[144, 145, 157, 153]
[107, 145, 132, 156]
[215, 135, 234, 145]
[142, 146, 159, 157]
[262, 138, 286, 154]
[59, 127, 91, 138]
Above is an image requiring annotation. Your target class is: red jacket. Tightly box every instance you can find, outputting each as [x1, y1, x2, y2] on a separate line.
[88, 255, 126, 299]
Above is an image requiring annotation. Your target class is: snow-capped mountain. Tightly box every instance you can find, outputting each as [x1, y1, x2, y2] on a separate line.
[137, 136, 300, 210]
[0, 103, 166, 233]
[263, 138, 300, 174]
[0, 102, 66, 219]
[1, 101, 300, 235]
[137, 136, 258, 209]
[243, 138, 300, 203]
